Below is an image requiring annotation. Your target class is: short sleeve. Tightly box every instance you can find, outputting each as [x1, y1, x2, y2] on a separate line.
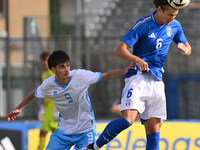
[120, 28, 140, 48]
[173, 21, 187, 44]
[77, 69, 102, 85]
[34, 82, 47, 98]
[120, 19, 146, 48]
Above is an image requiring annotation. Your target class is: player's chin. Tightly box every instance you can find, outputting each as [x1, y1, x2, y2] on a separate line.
[64, 75, 69, 79]
[165, 22, 170, 25]
[165, 20, 172, 25]
[64, 73, 69, 77]
[64, 74, 70, 79]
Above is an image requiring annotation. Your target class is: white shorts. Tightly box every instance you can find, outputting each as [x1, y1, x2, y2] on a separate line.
[120, 72, 167, 122]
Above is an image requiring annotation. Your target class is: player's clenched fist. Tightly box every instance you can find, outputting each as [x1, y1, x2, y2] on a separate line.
[136, 58, 149, 72]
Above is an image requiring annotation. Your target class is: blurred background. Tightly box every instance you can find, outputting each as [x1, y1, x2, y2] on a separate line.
[0, 0, 200, 121]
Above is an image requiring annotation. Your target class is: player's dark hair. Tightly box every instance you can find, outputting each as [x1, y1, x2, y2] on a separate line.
[48, 50, 70, 69]
[40, 51, 50, 60]
[153, 0, 171, 10]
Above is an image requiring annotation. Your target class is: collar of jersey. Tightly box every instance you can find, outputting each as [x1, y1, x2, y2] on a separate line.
[151, 11, 157, 23]
[151, 11, 167, 27]
[54, 76, 71, 90]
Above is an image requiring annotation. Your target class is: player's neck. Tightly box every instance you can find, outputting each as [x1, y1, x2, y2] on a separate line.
[154, 12, 163, 25]
[55, 76, 70, 86]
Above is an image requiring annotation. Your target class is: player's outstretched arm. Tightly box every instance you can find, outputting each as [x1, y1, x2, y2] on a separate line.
[101, 63, 135, 80]
[8, 88, 37, 122]
[177, 42, 191, 56]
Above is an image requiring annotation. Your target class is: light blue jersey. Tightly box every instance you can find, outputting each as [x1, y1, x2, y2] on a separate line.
[121, 11, 187, 80]
[35, 69, 102, 135]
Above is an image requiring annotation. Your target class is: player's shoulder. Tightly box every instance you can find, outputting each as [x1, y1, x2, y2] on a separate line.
[42, 75, 55, 85]
[70, 69, 95, 76]
[132, 14, 153, 30]
[169, 19, 183, 32]
[171, 19, 182, 27]
[70, 69, 94, 73]
[70, 69, 85, 74]
[47, 69, 54, 76]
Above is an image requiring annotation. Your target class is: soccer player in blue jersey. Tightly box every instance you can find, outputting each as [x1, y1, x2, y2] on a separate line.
[7, 50, 134, 150]
[87, 0, 191, 150]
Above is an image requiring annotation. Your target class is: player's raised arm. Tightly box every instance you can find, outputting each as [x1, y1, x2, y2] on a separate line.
[177, 42, 191, 56]
[7, 88, 37, 122]
[101, 63, 135, 80]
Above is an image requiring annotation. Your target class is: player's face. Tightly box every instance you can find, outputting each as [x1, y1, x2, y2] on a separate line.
[54, 61, 70, 80]
[157, 6, 179, 25]
[41, 57, 49, 70]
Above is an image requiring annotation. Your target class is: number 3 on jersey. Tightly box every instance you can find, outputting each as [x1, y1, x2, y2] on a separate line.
[64, 93, 73, 103]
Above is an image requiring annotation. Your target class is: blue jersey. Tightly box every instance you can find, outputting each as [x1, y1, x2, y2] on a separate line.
[121, 11, 187, 80]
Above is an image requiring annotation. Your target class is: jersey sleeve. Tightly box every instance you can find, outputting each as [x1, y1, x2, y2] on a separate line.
[78, 69, 102, 85]
[120, 20, 145, 48]
[34, 81, 47, 98]
[173, 21, 187, 44]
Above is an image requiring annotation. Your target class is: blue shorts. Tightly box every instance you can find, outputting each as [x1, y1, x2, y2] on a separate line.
[46, 129, 96, 150]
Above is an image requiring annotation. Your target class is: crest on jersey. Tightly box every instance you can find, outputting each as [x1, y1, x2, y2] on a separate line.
[53, 91, 58, 96]
[167, 27, 172, 36]
[126, 99, 131, 106]
[72, 83, 79, 89]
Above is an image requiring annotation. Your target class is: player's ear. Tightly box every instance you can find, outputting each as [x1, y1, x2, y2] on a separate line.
[51, 67, 56, 74]
[157, 6, 162, 12]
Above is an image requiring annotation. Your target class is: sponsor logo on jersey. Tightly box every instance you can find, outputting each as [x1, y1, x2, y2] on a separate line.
[53, 91, 58, 96]
[167, 27, 172, 36]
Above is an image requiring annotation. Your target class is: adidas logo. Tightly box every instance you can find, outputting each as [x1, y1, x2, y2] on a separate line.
[148, 33, 155, 38]
[0, 137, 15, 150]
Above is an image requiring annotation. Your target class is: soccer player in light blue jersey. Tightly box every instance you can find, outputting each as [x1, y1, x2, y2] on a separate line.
[7, 50, 134, 150]
[87, 0, 191, 150]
